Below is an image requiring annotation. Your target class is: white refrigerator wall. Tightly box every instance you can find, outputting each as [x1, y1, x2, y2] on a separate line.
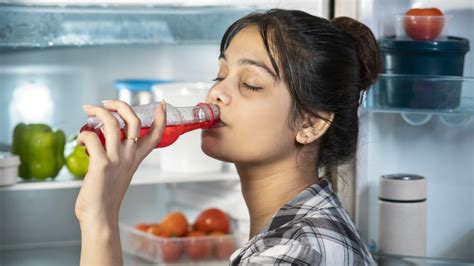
[356, 0, 474, 260]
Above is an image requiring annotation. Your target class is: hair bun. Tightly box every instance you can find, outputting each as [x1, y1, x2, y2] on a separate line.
[331, 17, 382, 91]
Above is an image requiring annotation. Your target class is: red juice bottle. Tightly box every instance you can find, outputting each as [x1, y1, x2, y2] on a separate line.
[80, 102, 219, 148]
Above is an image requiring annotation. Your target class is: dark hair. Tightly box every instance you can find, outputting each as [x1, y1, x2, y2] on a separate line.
[220, 9, 381, 168]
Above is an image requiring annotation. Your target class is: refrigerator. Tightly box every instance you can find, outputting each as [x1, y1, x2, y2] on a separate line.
[0, 0, 473, 265]
[354, 0, 474, 264]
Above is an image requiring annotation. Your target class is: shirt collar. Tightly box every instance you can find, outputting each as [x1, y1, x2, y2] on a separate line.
[259, 178, 339, 234]
[229, 178, 340, 263]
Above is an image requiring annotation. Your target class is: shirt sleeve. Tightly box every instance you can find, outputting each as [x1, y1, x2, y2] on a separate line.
[239, 243, 322, 265]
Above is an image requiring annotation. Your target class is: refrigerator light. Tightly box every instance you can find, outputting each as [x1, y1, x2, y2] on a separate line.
[9, 83, 54, 125]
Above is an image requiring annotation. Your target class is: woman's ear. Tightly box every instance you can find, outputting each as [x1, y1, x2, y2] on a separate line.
[296, 112, 334, 145]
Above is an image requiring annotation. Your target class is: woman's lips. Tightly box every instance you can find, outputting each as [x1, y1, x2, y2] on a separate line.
[212, 120, 227, 128]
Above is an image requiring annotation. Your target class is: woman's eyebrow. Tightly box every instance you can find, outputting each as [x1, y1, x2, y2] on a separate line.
[219, 53, 277, 80]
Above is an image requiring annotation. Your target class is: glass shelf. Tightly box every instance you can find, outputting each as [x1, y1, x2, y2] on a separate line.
[364, 74, 474, 116]
[0, 4, 252, 51]
[363, 74, 474, 126]
[0, 166, 239, 191]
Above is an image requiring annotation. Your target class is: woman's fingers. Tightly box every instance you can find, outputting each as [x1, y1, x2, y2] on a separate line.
[77, 130, 107, 165]
[83, 104, 121, 157]
[102, 100, 141, 152]
[136, 102, 166, 161]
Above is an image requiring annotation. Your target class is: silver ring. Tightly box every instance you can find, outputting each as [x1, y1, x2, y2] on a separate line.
[124, 136, 138, 144]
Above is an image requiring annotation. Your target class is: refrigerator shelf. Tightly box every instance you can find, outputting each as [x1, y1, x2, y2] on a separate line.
[0, 5, 251, 51]
[0, 243, 176, 266]
[374, 253, 474, 265]
[363, 74, 474, 116]
[0, 166, 239, 191]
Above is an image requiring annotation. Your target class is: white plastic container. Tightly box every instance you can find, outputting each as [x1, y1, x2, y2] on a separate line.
[377, 174, 427, 257]
[0, 152, 20, 186]
[152, 82, 224, 173]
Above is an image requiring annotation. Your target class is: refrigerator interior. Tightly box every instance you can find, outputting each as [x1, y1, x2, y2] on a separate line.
[1, 1, 332, 255]
[0, 1, 335, 261]
[357, 0, 474, 261]
[0, 5, 256, 262]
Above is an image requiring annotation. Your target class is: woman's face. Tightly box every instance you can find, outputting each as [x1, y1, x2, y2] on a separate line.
[202, 26, 299, 165]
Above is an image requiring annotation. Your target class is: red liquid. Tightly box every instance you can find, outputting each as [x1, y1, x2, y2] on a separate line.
[80, 120, 215, 149]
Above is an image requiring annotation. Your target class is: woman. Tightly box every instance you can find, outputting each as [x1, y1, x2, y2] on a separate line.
[76, 9, 380, 265]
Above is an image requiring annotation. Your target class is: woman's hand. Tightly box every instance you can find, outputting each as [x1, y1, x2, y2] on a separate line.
[75, 100, 166, 265]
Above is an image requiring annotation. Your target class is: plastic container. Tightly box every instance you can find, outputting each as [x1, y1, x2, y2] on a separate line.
[152, 83, 224, 173]
[0, 152, 20, 186]
[377, 174, 427, 257]
[379, 36, 470, 109]
[115, 79, 172, 106]
[120, 222, 246, 264]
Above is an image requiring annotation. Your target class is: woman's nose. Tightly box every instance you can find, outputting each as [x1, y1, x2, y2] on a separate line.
[206, 82, 231, 106]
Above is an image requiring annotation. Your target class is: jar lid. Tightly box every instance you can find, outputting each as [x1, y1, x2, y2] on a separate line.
[379, 35, 470, 52]
[0, 152, 21, 168]
[114, 79, 173, 92]
[379, 174, 427, 201]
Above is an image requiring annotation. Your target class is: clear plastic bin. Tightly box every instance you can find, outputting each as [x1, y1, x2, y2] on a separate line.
[120, 222, 247, 264]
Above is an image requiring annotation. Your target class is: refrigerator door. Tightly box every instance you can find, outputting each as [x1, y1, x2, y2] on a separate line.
[355, 0, 474, 262]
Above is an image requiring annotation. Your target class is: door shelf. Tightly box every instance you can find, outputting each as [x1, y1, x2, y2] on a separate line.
[0, 5, 251, 51]
[0, 166, 239, 191]
[363, 74, 474, 126]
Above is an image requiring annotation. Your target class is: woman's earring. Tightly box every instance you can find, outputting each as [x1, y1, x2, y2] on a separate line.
[304, 135, 309, 145]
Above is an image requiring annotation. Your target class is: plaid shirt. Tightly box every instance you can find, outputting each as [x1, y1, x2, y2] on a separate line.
[230, 179, 375, 265]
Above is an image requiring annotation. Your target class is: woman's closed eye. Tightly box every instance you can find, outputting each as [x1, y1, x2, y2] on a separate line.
[212, 77, 262, 92]
[241, 82, 262, 92]
[212, 77, 224, 82]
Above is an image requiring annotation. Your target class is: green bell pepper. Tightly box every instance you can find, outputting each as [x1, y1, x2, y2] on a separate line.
[12, 123, 66, 180]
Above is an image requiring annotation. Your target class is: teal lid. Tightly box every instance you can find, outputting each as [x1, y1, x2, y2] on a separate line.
[379, 35, 470, 52]
[114, 79, 173, 92]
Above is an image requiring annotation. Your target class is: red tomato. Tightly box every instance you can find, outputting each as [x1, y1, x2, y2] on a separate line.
[159, 241, 183, 263]
[160, 212, 189, 237]
[184, 231, 213, 261]
[210, 231, 236, 259]
[147, 224, 170, 238]
[403, 8, 444, 41]
[193, 208, 230, 234]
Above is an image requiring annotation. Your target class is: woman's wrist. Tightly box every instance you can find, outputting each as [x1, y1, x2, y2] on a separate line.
[79, 217, 123, 265]
[79, 215, 119, 235]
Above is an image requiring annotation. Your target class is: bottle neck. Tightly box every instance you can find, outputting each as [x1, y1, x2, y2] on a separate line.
[177, 119, 215, 135]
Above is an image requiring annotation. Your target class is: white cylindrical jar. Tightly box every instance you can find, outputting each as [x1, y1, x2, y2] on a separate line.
[377, 174, 427, 257]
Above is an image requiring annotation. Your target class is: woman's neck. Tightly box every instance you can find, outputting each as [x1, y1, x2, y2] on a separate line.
[236, 161, 317, 239]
